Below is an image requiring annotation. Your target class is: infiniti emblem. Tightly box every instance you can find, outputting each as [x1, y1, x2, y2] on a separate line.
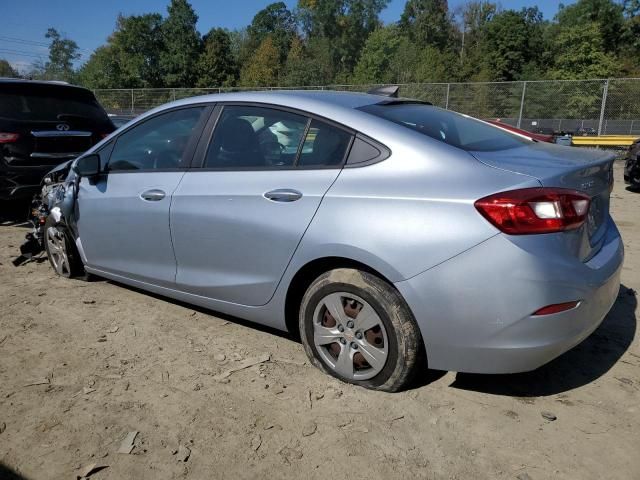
[56, 123, 70, 131]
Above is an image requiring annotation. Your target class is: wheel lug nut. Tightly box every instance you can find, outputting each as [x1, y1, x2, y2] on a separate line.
[339, 338, 347, 345]
[337, 324, 344, 332]
[346, 320, 354, 328]
[350, 342, 358, 350]
[355, 331, 363, 339]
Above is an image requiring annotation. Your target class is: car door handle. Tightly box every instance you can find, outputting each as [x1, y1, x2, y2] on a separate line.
[140, 189, 166, 201]
[264, 189, 302, 202]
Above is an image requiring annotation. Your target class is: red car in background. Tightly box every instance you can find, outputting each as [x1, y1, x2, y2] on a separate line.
[486, 119, 555, 143]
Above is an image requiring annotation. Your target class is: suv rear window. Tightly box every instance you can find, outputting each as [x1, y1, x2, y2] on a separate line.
[359, 103, 529, 152]
[0, 84, 111, 127]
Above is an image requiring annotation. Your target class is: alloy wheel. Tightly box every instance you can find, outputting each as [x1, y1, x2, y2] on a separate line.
[46, 226, 71, 277]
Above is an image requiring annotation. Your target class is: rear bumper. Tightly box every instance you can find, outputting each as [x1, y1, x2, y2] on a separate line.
[395, 217, 624, 373]
[0, 175, 43, 200]
[1, 150, 81, 200]
[0, 164, 52, 200]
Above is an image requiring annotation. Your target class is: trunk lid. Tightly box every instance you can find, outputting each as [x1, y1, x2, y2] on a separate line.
[470, 142, 615, 261]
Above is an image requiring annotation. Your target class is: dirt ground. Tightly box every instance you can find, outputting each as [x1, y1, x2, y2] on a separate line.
[0, 162, 638, 480]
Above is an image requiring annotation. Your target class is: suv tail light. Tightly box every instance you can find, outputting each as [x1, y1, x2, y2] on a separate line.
[0, 132, 19, 143]
[475, 188, 590, 235]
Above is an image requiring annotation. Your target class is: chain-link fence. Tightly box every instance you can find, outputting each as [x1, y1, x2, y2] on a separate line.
[94, 78, 640, 135]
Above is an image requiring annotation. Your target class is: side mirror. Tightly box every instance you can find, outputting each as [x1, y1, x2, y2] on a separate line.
[73, 154, 100, 177]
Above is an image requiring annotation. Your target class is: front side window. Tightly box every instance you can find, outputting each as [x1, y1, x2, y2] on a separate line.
[107, 107, 206, 171]
[359, 103, 529, 152]
[205, 106, 308, 168]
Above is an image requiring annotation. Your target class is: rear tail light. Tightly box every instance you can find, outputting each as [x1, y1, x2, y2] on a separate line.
[533, 301, 580, 316]
[0, 132, 19, 143]
[475, 188, 590, 235]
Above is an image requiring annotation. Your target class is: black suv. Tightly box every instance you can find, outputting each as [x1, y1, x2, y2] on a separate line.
[0, 79, 115, 200]
[624, 137, 640, 188]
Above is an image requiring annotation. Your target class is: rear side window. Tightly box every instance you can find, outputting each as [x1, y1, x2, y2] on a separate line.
[205, 106, 308, 168]
[297, 119, 352, 167]
[108, 107, 206, 171]
[359, 103, 529, 152]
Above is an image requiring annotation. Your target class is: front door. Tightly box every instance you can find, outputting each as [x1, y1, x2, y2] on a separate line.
[77, 106, 208, 286]
[171, 105, 354, 306]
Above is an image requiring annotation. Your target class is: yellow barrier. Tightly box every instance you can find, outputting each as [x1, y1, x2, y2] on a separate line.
[571, 135, 639, 147]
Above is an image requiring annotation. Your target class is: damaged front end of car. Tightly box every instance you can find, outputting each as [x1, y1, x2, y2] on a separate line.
[13, 159, 77, 266]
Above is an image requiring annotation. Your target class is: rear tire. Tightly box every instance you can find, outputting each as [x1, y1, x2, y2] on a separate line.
[299, 268, 422, 392]
[44, 215, 85, 279]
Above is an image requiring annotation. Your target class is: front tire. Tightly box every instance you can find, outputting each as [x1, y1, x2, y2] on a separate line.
[44, 216, 84, 278]
[299, 268, 423, 392]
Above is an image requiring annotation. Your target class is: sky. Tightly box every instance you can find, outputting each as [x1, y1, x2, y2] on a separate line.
[1, 0, 575, 72]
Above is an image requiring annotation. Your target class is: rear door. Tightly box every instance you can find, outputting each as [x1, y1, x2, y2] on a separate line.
[77, 105, 209, 286]
[171, 104, 353, 306]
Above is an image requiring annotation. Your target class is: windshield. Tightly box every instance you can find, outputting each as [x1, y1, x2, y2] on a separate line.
[0, 86, 110, 125]
[359, 103, 530, 152]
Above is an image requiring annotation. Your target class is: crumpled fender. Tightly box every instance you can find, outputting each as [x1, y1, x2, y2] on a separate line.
[48, 181, 77, 224]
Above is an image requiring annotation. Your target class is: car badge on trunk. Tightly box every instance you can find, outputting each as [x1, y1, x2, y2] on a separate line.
[56, 123, 70, 131]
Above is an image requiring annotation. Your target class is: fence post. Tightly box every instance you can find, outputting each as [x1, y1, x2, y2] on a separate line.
[445, 83, 450, 109]
[517, 81, 527, 128]
[172, 89, 176, 101]
[130, 89, 134, 115]
[597, 79, 609, 136]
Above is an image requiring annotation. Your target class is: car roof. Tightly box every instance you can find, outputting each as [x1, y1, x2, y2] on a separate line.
[139, 89, 410, 130]
[0, 78, 93, 93]
[168, 90, 389, 110]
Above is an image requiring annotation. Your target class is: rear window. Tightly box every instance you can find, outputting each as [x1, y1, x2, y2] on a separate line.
[359, 103, 529, 152]
[0, 85, 110, 126]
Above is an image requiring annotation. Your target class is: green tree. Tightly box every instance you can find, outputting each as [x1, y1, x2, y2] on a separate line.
[240, 36, 280, 86]
[548, 22, 618, 79]
[0, 59, 18, 77]
[228, 29, 251, 70]
[196, 28, 238, 87]
[77, 46, 121, 88]
[297, 0, 389, 78]
[247, 2, 296, 65]
[159, 0, 202, 87]
[42, 28, 81, 82]
[482, 8, 544, 81]
[456, 1, 497, 80]
[405, 44, 456, 82]
[282, 36, 308, 86]
[400, 0, 454, 49]
[78, 14, 163, 88]
[621, 0, 640, 74]
[352, 24, 456, 85]
[352, 26, 402, 84]
[555, 0, 624, 53]
[281, 35, 336, 86]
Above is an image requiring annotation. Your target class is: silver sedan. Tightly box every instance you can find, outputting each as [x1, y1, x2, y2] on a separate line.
[44, 90, 623, 391]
